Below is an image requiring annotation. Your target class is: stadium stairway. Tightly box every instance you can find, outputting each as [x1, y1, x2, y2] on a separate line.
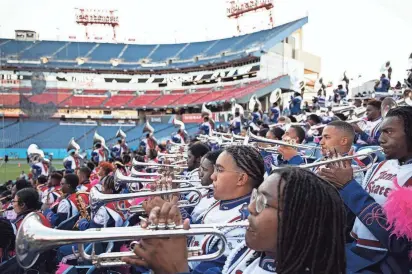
[6, 123, 60, 148]
[0, 119, 19, 130]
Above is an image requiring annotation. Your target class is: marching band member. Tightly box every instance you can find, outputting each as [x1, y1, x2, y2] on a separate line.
[77, 166, 93, 192]
[172, 130, 184, 144]
[27, 144, 49, 179]
[186, 145, 264, 271]
[269, 102, 280, 123]
[97, 161, 115, 184]
[0, 191, 14, 220]
[91, 131, 108, 165]
[189, 150, 221, 222]
[123, 167, 347, 274]
[43, 174, 86, 228]
[276, 126, 305, 166]
[186, 142, 210, 182]
[64, 138, 82, 174]
[318, 106, 412, 273]
[78, 175, 124, 230]
[111, 129, 128, 160]
[290, 92, 302, 115]
[6, 188, 56, 274]
[200, 116, 212, 136]
[230, 112, 242, 135]
[353, 100, 383, 149]
[251, 107, 262, 123]
[11, 179, 32, 199]
[40, 172, 63, 209]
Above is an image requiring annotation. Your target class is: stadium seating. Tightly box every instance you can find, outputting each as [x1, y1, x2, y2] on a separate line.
[148, 94, 181, 108]
[104, 95, 134, 108]
[29, 92, 72, 105]
[127, 94, 159, 107]
[0, 93, 20, 106]
[62, 96, 106, 107]
[0, 17, 308, 71]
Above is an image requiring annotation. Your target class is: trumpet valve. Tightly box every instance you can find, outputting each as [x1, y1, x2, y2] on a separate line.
[188, 247, 203, 257]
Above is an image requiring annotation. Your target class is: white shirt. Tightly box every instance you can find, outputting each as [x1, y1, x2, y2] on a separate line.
[351, 160, 412, 250]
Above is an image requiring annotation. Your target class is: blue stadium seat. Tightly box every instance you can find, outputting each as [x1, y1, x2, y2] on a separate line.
[121, 44, 156, 62]
[0, 40, 32, 56]
[55, 42, 96, 60]
[149, 43, 186, 62]
[178, 41, 214, 60]
[89, 43, 125, 61]
[20, 41, 67, 59]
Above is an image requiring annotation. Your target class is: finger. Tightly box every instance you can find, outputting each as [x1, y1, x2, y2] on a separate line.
[159, 202, 173, 226]
[121, 256, 149, 267]
[168, 204, 183, 225]
[133, 243, 151, 262]
[170, 195, 179, 205]
[148, 206, 161, 225]
[182, 218, 191, 230]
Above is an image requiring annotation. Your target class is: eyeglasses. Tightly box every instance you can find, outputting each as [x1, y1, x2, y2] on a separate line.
[251, 188, 274, 214]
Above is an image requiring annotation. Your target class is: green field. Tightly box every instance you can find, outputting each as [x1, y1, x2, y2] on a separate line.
[0, 160, 64, 183]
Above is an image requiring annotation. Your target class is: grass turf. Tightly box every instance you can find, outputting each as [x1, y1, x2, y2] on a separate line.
[0, 160, 64, 183]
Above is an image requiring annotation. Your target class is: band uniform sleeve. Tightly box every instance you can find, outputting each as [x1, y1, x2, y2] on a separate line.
[339, 179, 409, 253]
[44, 199, 70, 227]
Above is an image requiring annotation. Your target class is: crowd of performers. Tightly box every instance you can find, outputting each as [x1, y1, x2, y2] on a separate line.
[0, 90, 412, 274]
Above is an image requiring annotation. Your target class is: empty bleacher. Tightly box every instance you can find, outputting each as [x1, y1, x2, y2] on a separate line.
[0, 93, 20, 106]
[62, 95, 106, 107]
[127, 94, 159, 107]
[104, 95, 134, 108]
[0, 17, 308, 71]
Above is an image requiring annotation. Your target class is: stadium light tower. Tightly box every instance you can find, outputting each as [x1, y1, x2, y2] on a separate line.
[227, 0, 274, 34]
[75, 8, 119, 41]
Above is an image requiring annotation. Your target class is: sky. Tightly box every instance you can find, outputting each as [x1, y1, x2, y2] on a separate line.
[0, 0, 411, 85]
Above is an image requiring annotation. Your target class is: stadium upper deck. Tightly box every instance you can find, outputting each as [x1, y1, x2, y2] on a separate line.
[0, 17, 308, 73]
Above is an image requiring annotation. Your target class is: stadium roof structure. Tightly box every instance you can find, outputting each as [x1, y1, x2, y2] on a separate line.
[0, 17, 308, 73]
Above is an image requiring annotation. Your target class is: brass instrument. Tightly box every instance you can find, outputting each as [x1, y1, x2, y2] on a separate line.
[0, 195, 11, 202]
[295, 150, 379, 173]
[114, 170, 202, 191]
[245, 131, 320, 151]
[16, 212, 248, 268]
[74, 191, 90, 229]
[132, 158, 187, 169]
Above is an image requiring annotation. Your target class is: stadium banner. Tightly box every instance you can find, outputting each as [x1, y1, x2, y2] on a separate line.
[146, 114, 174, 124]
[181, 112, 232, 123]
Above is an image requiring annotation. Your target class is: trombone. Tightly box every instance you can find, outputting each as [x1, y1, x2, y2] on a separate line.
[16, 212, 249, 269]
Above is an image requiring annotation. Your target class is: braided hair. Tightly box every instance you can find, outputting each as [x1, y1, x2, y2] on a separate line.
[274, 167, 346, 274]
[224, 145, 265, 188]
[386, 106, 412, 151]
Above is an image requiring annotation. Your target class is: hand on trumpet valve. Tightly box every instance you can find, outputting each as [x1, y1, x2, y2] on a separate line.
[317, 148, 354, 188]
[122, 201, 190, 273]
[142, 195, 180, 215]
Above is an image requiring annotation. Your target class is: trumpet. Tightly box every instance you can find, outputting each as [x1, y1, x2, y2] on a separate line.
[0, 195, 11, 202]
[114, 170, 201, 190]
[91, 182, 210, 207]
[130, 168, 161, 177]
[245, 131, 319, 151]
[295, 150, 380, 173]
[16, 212, 249, 269]
[132, 158, 187, 169]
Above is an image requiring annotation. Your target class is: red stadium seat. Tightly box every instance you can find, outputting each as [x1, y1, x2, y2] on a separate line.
[127, 95, 159, 107]
[83, 89, 107, 95]
[149, 94, 181, 108]
[29, 92, 72, 105]
[0, 93, 20, 106]
[104, 95, 135, 108]
[173, 92, 209, 106]
[62, 95, 106, 107]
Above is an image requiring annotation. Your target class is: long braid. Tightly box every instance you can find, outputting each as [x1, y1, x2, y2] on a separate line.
[274, 167, 346, 274]
[224, 145, 265, 188]
[386, 106, 412, 151]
